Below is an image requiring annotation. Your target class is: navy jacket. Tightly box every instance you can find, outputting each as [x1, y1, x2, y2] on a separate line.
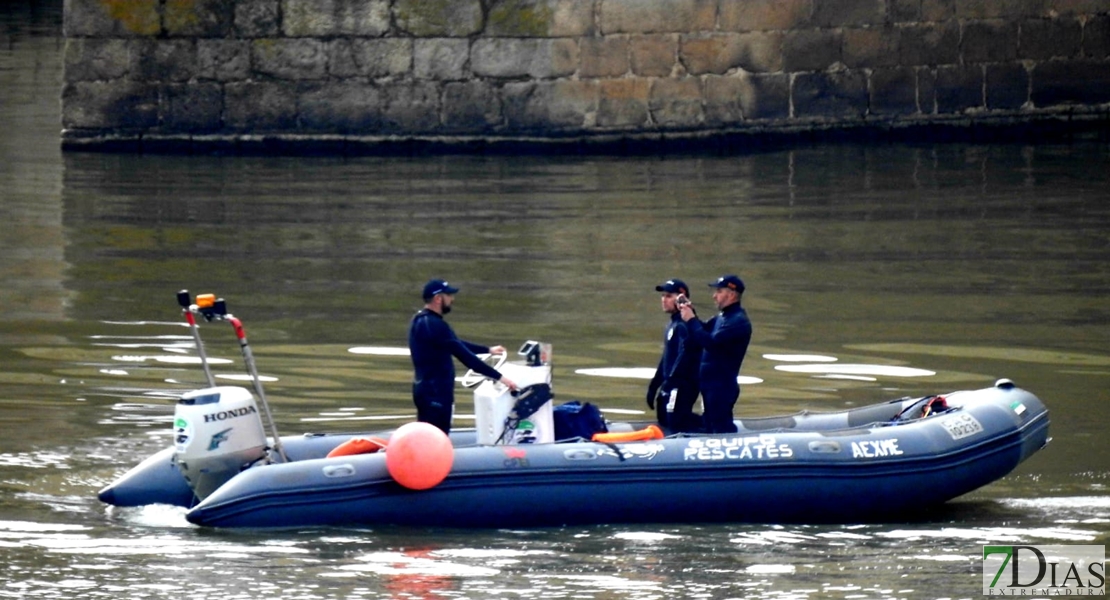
[686, 303, 752, 392]
[648, 313, 701, 400]
[408, 309, 502, 398]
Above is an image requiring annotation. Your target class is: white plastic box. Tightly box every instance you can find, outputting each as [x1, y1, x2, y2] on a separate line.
[473, 361, 553, 445]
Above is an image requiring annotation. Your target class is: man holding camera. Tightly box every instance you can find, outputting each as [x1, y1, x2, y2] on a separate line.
[678, 274, 752, 434]
[647, 279, 703, 433]
[409, 279, 517, 434]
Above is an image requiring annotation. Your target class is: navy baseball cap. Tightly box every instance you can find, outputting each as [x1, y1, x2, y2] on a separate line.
[709, 274, 745, 293]
[655, 279, 690, 297]
[422, 279, 459, 301]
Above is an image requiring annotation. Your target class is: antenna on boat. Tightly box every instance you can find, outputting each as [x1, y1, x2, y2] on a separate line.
[177, 290, 216, 387]
[176, 291, 289, 463]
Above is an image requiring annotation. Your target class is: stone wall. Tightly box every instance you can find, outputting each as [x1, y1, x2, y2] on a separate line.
[62, 0, 1110, 152]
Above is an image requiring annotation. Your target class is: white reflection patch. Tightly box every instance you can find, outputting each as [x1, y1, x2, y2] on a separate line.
[763, 353, 838, 362]
[336, 551, 499, 577]
[746, 564, 796, 574]
[576, 368, 762, 384]
[348, 346, 410, 356]
[612, 531, 682, 543]
[112, 355, 233, 365]
[775, 364, 935, 378]
[216, 374, 278, 382]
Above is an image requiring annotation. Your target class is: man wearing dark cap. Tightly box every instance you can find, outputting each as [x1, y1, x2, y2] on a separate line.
[647, 279, 702, 432]
[678, 274, 752, 433]
[408, 279, 517, 433]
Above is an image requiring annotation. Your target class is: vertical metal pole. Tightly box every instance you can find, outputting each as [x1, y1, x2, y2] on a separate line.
[228, 316, 288, 463]
[184, 309, 216, 388]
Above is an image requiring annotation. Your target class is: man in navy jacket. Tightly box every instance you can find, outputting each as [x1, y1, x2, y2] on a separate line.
[678, 275, 752, 433]
[647, 279, 702, 432]
[408, 279, 517, 433]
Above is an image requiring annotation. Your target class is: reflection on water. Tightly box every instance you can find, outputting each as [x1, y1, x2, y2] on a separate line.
[2, 2, 1109, 599]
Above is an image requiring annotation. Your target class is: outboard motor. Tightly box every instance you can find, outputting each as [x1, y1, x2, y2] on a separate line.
[173, 386, 268, 500]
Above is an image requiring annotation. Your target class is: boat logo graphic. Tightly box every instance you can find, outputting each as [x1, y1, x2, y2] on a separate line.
[174, 417, 193, 452]
[598, 443, 666, 461]
[208, 427, 233, 451]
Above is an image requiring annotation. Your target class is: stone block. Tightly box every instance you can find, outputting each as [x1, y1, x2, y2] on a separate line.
[811, 0, 886, 27]
[61, 81, 159, 129]
[332, 0, 389, 35]
[164, 0, 232, 37]
[1047, 0, 1108, 14]
[793, 70, 868, 118]
[197, 40, 251, 81]
[1084, 15, 1110, 59]
[869, 66, 918, 115]
[1031, 60, 1110, 107]
[681, 32, 783, 75]
[283, 0, 390, 36]
[160, 82, 223, 132]
[703, 75, 745, 125]
[224, 81, 298, 131]
[64, 38, 131, 83]
[985, 63, 1029, 109]
[580, 37, 629, 78]
[935, 64, 983, 113]
[843, 27, 900, 68]
[471, 38, 578, 79]
[130, 39, 198, 82]
[782, 29, 841, 72]
[719, 0, 813, 32]
[64, 0, 160, 37]
[957, 0, 1048, 20]
[395, 0, 484, 37]
[921, 0, 956, 22]
[961, 20, 1018, 63]
[630, 35, 678, 77]
[234, 0, 280, 37]
[252, 39, 327, 80]
[597, 78, 650, 127]
[1019, 17, 1082, 60]
[413, 38, 468, 80]
[917, 67, 937, 113]
[889, 0, 920, 23]
[744, 73, 791, 119]
[331, 38, 412, 79]
[442, 81, 502, 132]
[599, 0, 716, 35]
[502, 79, 599, 131]
[300, 81, 383, 132]
[381, 81, 441, 133]
[649, 77, 703, 128]
[899, 21, 960, 66]
[487, 0, 595, 37]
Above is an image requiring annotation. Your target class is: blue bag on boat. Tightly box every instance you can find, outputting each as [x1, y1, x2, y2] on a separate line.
[553, 401, 607, 440]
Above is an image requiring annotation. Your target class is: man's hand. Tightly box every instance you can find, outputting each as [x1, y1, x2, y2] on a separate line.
[500, 376, 518, 391]
[489, 345, 507, 355]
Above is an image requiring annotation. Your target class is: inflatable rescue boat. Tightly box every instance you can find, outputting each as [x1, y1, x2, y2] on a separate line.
[97, 293, 1051, 528]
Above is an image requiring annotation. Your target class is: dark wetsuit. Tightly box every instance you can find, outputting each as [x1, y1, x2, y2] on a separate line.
[647, 313, 702, 433]
[408, 308, 503, 433]
[685, 303, 752, 433]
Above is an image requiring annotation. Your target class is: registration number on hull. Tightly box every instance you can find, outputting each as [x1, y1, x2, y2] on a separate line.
[940, 413, 984, 440]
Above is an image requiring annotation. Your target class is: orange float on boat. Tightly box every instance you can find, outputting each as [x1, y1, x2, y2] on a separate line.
[591, 424, 664, 443]
[326, 436, 388, 458]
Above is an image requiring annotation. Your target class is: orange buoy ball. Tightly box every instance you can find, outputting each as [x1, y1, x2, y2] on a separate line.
[385, 422, 454, 490]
